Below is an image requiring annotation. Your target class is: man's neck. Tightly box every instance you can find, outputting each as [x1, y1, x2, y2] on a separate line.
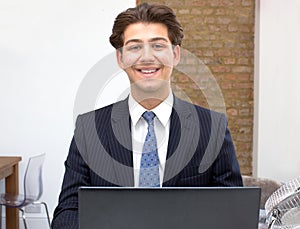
[131, 90, 170, 110]
[138, 98, 164, 110]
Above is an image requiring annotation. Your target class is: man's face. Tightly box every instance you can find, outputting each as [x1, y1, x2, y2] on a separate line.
[116, 22, 180, 100]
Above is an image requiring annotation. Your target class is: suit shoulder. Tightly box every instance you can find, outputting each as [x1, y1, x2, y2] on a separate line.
[175, 97, 224, 118]
[76, 99, 127, 121]
[194, 103, 225, 119]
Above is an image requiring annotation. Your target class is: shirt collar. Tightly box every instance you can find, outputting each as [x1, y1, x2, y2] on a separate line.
[128, 92, 174, 127]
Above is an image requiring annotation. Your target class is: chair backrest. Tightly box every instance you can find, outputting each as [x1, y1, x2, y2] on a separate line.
[23, 154, 46, 201]
[242, 175, 282, 209]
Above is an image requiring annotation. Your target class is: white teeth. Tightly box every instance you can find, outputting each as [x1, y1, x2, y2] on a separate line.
[140, 69, 156, 74]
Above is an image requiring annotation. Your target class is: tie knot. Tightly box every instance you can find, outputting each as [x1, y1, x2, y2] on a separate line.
[142, 111, 155, 124]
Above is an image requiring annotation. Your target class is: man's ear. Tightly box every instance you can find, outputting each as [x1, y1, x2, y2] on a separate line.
[116, 49, 124, 69]
[173, 45, 181, 66]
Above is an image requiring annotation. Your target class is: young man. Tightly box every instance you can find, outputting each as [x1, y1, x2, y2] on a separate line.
[52, 3, 242, 228]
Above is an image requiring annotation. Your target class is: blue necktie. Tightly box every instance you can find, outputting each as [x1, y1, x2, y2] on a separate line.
[139, 111, 160, 187]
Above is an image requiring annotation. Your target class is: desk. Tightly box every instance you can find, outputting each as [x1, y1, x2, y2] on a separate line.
[0, 156, 22, 229]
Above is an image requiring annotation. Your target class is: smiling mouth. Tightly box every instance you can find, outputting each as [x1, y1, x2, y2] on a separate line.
[137, 68, 160, 74]
[133, 63, 162, 75]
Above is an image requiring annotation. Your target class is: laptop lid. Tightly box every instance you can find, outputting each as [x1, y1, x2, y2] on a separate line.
[79, 187, 261, 229]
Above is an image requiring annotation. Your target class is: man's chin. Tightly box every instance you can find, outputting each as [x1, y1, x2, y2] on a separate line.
[131, 82, 170, 99]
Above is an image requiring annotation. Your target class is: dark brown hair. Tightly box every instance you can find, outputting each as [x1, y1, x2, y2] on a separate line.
[109, 3, 184, 49]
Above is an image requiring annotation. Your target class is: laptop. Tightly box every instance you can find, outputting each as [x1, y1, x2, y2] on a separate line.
[78, 187, 261, 229]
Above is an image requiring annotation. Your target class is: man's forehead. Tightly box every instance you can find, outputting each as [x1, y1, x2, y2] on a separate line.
[124, 37, 170, 46]
[122, 22, 170, 45]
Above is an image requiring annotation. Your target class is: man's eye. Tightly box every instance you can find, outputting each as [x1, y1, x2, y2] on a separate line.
[127, 45, 142, 51]
[152, 43, 166, 50]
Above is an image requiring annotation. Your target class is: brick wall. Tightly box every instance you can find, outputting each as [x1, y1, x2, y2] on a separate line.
[137, 0, 255, 175]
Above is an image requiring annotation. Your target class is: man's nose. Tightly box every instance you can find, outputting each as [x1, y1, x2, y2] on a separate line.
[140, 44, 155, 60]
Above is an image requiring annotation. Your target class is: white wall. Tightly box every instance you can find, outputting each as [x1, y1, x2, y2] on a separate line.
[255, 0, 300, 182]
[0, 0, 134, 227]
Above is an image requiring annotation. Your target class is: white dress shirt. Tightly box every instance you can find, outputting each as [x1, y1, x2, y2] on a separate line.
[128, 92, 173, 187]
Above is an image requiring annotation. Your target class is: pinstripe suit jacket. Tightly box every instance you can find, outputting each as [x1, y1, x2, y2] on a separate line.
[52, 96, 242, 228]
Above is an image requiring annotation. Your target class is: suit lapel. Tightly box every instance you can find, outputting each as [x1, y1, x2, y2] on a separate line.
[106, 97, 200, 187]
[163, 97, 200, 186]
[108, 99, 134, 187]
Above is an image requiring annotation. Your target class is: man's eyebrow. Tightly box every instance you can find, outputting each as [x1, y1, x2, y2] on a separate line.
[124, 37, 169, 46]
[149, 37, 169, 43]
[124, 39, 142, 46]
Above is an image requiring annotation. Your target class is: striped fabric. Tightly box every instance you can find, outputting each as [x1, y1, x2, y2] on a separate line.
[51, 96, 243, 229]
